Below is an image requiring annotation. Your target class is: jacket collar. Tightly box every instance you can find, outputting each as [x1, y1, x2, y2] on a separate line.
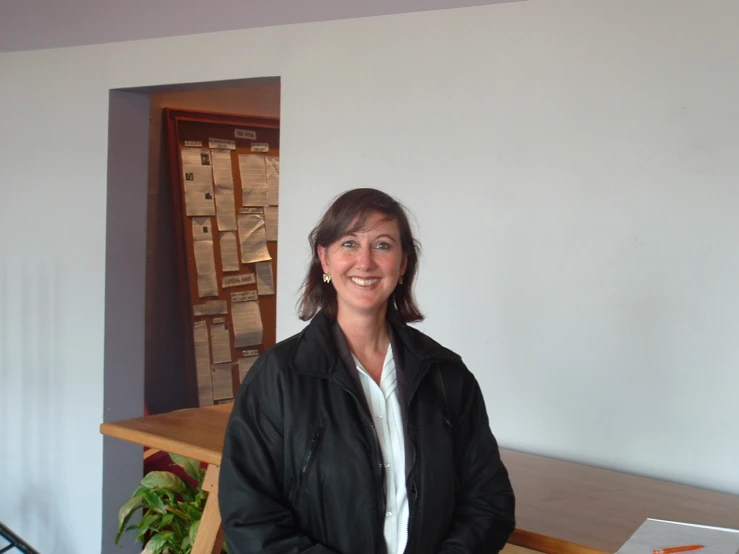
[288, 310, 459, 386]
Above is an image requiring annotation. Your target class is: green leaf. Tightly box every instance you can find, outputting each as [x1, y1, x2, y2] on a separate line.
[160, 512, 174, 528]
[188, 519, 200, 546]
[170, 453, 204, 482]
[141, 471, 187, 493]
[115, 496, 143, 543]
[142, 511, 160, 530]
[136, 512, 159, 542]
[180, 535, 192, 551]
[142, 531, 174, 554]
[132, 484, 150, 497]
[141, 490, 168, 514]
[180, 503, 202, 521]
[118, 495, 143, 529]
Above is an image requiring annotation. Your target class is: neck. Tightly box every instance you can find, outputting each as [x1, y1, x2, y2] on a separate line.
[336, 306, 390, 356]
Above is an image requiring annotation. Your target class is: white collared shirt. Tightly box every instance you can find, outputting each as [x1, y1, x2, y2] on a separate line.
[353, 344, 409, 554]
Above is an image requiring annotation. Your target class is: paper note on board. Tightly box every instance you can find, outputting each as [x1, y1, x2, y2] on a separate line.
[237, 213, 271, 263]
[209, 322, 232, 364]
[264, 206, 278, 241]
[193, 300, 227, 316]
[211, 362, 234, 401]
[211, 149, 237, 231]
[209, 138, 235, 150]
[181, 148, 216, 216]
[235, 129, 257, 140]
[193, 321, 213, 406]
[239, 154, 269, 206]
[192, 217, 213, 242]
[265, 156, 279, 206]
[255, 261, 275, 296]
[222, 273, 256, 289]
[231, 296, 263, 348]
[219, 231, 240, 272]
[193, 240, 218, 297]
[238, 351, 260, 382]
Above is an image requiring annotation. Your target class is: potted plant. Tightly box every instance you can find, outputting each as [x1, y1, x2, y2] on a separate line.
[115, 453, 227, 553]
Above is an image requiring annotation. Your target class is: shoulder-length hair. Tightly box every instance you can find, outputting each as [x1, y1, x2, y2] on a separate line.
[297, 188, 424, 322]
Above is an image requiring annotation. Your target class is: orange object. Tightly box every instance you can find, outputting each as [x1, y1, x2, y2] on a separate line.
[653, 545, 704, 554]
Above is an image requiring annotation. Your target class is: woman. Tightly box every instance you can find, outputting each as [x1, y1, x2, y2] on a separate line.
[219, 188, 515, 553]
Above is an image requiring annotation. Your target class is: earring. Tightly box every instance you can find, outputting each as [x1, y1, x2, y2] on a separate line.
[399, 275, 404, 285]
[323, 273, 332, 284]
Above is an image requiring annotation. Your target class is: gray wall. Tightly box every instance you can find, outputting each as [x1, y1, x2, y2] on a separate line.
[0, 0, 523, 51]
[102, 90, 150, 554]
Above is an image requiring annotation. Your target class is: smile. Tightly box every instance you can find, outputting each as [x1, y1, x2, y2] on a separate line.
[351, 277, 380, 286]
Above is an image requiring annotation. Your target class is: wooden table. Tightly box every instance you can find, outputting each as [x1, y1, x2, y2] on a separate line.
[101, 406, 739, 554]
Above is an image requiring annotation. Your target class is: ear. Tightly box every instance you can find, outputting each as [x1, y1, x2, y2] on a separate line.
[400, 253, 408, 277]
[317, 245, 329, 273]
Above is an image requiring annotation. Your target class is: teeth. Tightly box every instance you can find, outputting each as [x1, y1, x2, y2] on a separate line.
[351, 277, 379, 286]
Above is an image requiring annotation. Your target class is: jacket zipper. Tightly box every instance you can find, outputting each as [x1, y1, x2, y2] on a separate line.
[404, 361, 429, 554]
[333, 380, 388, 554]
[301, 427, 323, 475]
[294, 427, 323, 505]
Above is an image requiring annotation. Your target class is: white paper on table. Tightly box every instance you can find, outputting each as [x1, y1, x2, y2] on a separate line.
[239, 154, 269, 206]
[231, 297, 263, 348]
[616, 518, 739, 554]
[193, 321, 213, 406]
[255, 261, 275, 296]
[193, 240, 218, 297]
[265, 156, 279, 206]
[209, 322, 232, 364]
[182, 148, 215, 216]
[237, 213, 272, 263]
[211, 362, 234, 401]
[219, 231, 240, 272]
[211, 149, 237, 231]
[264, 206, 278, 241]
[222, 273, 256, 289]
[238, 351, 260, 382]
[192, 217, 213, 242]
[193, 300, 228, 316]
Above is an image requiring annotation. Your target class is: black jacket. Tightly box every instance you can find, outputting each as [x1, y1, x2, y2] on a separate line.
[219, 312, 515, 553]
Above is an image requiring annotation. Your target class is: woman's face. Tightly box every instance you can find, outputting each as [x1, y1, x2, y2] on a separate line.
[318, 211, 407, 321]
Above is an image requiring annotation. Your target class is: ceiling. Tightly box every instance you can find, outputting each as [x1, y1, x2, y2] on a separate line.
[0, 0, 523, 53]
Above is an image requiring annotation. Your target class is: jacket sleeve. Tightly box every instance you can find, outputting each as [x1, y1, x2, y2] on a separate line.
[218, 354, 340, 554]
[437, 376, 516, 554]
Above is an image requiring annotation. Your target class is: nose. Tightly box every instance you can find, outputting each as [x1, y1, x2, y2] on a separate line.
[355, 244, 376, 269]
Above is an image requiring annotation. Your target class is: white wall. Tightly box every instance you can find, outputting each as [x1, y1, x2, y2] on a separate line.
[1, 0, 738, 550]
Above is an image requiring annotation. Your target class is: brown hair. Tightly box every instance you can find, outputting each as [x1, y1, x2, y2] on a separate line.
[298, 188, 424, 322]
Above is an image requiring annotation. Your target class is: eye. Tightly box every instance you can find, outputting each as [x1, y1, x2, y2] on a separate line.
[374, 241, 391, 250]
[341, 239, 357, 248]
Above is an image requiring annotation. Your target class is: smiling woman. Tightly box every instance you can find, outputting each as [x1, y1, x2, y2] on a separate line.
[299, 188, 424, 324]
[218, 188, 516, 554]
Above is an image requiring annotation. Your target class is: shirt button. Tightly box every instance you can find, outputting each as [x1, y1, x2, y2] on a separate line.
[385, 463, 391, 468]
[386, 511, 393, 517]
[377, 415, 384, 420]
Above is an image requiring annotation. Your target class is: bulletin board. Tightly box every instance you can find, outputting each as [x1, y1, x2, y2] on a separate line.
[165, 108, 280, 407]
